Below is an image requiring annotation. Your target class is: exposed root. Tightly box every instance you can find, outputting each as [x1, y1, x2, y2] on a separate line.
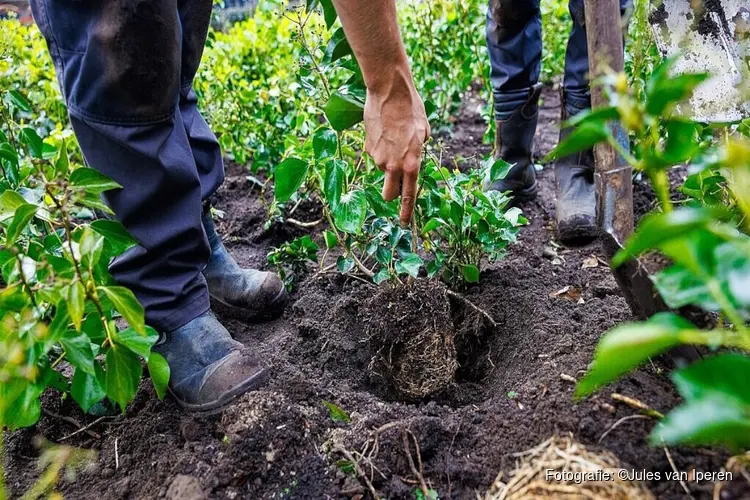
[445, 289, 497, 328]
[610, 393, 665, 419]
[330, 420, 433, 500]
[598, 415, 649, 444]
[486, 435, 654, 500]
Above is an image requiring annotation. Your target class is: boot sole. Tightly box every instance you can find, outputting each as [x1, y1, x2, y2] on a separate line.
[168, 366, 270, 416]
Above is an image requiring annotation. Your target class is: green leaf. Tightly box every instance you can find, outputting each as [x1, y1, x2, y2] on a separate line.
[322, 400, 350, 423]
[324, 91, 364, 131]
[333, 189, 367, 234]
[60, 330, 96, 375]
[19, 128, 43, 158]
[646, 71, 709, 117]
[612, 207, 727, 267]
[424, 99, 438, 121]
[651, 264, 718, 311]
[487, 158, 512, 184]
[319, 0, 338, 29]
[373, 268, 390, 284]
[461, 264, 480, 283]
[336, 255, 355, 274]
[147, 352, 170, 400]
[66, 281, 86, 330]
[55, 139, 70, 177]
[545, 122, 612, 162]
[98, 286, 145, 335]
[90, 219, 138, 255]
[8, 89, 32, 112]
[313, 128, 338, 161]
[575, 313, 697, 399]
[651, 354, 750, 450]
[364, 186, 398, 218]
[662, 120, 701, 163]
[69, 168, 122, 194]
[2, 381, 43, 429]
[324, 159, 345, 209]
[5, 203, 37, 246]
[323, 230, 338, 249]
[112, 326, 159, 361]
[324, 27, 352, 64]
[105, 347, 143, 413]
[71, 364, 106, 413]
[79, 226, 105, 267]
[274, 157, 308, 202]
[395, 253, 423, 278]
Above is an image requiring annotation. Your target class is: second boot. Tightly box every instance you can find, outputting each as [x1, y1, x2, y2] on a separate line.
[554, 99, 598, 242]
[484, 83, 543, 201]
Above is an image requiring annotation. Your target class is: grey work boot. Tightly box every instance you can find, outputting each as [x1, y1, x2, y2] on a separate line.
[154, 311, 269, 414]
[202, 207, 287, 318]
[484, 83, 542, 201]
[555, 100, 598, 242]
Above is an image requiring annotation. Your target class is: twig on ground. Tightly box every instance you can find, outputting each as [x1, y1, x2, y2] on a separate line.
[610, 393, 664, 419]
[59, 416, 114, 441]
[402, 429, 430, 497]
[42, 409, 100, 440]
[332, 445, 380, 500]
[598, 415, 649, 443]
[663, 444, 694, 499]
[114, 438, 120, 470]
[445, 289, 497, 328]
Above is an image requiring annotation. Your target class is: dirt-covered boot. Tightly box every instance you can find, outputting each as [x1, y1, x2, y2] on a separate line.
[202, 207, 287, 318]
[555, 100, 598, 242]
[484, 83, 543, 201]
[154, 311, 269, 414]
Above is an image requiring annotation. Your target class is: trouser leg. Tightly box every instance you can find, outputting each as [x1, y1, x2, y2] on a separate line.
[564, 0, 632, 110]
[486, 0, 542, 120]
[30, 0, 214, 332]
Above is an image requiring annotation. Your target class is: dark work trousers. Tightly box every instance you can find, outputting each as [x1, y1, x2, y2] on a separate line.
[486, 0, 631, 119]
[30, 0, 223, 332]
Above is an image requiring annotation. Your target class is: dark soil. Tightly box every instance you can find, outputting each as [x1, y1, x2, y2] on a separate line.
[4, 86, 734, 499]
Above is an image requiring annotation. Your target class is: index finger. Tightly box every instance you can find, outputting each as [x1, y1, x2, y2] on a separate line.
[399, 159, 419, 227]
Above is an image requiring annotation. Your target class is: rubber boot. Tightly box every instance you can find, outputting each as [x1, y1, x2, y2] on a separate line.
[154, 311, 269, 414]
[555, 100, 598, 242]
[202, 206, 288, 317]
[484, 84, 542, 201]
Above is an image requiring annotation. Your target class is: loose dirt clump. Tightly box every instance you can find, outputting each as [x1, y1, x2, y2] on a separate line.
[364, 280, 458, 400]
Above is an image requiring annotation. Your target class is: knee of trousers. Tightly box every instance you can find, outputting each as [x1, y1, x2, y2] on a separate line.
[32, 0, 182, 125]
[487, 0, 540, 42]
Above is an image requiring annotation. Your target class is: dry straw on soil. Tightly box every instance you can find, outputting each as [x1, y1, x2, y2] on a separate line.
[486, 435, 654, 500]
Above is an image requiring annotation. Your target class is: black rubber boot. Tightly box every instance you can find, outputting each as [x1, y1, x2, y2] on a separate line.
[555, 100, 598, 242]
[484, 83, 542, 201]
[202, 206, 287, 318]
[154, 311, 269, 414]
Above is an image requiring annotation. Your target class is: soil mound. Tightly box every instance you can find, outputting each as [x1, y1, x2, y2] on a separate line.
[364, 280, 458, 400]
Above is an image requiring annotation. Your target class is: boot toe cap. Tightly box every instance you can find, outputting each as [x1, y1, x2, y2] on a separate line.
[557, 214, 598, 242]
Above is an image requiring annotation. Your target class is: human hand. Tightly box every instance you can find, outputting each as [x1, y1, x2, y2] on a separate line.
[363, 67, 430, 226]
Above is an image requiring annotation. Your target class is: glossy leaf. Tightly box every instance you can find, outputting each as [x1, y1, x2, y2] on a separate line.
[66, 281, 86, 330]
[19, 127, 43, 158]
[8, 89, 32, 112]
[324, 91, 364, 131]
[323, 400, 350, 423]
[274, 157, 308, 202]
[545, 122, 612, 162]
[106, 347, 143, 413]
[60, 330, 96, 375]
[333, 189, 367, 234]
[652, 354, 750, 450]
[90, 219, 138, 255]
[71, 365, 106, 413]
[324, 160, 345, 210]
[324, 28, 351, 64]
[98, 286, 146, 335]
[336, 255, 355, 274]
[461, 264, 480, 283]
[395, 253, 423, 278]
[5, 203, 37, 246]
[147, 352, 170, 400]
[113, 326, 159, 361]
[69, 168, 122, 194]
[313, 128, 338, 161]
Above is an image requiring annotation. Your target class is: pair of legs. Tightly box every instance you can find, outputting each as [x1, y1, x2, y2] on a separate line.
[485, 0, 630, 241]
[31, 0, 285, 412]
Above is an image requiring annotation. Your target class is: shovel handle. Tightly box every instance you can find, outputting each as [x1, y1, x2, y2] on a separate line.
[583, 0, 634, 242]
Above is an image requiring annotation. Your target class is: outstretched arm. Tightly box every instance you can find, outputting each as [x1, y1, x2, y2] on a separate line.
[331, 0, 430, 225]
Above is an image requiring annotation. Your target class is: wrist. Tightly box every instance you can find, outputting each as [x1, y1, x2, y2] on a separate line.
[365, 57, 415, 97]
